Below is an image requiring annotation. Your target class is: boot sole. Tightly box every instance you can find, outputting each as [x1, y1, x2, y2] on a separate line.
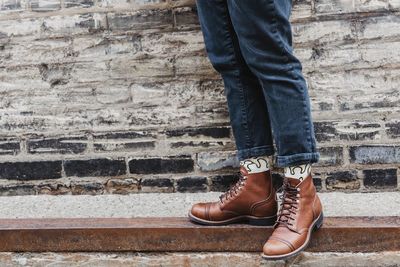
[261, 211, 324, 261]
[188, 212, 277, 226]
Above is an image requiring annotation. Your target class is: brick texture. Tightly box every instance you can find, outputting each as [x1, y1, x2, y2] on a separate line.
[0, 0, 398, 195]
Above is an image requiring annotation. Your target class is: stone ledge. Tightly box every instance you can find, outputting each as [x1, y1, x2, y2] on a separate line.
[0, 252, 399, 267]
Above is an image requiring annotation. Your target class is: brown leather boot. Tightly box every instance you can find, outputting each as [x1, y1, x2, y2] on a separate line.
[188, 165, 277, 226]
[262, 174, 323, 260]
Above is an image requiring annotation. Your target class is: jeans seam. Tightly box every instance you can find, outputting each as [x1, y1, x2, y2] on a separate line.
[270, 0, 314, 152]
[221, 3, 253, 149]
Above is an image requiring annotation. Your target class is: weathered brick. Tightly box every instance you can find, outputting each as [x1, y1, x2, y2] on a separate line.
[0, 13, 107, 37]
[106, 178, 140, 194]
[358, 15, 400, 40]
[315, 0, 388, 14]
[35, 182, 70, 195]
[385, 120, 400, 138]
[291, 0, 313, 19]
[314, 0, 355, 14]
[30, 0, 61, 11]
[140, 178, 174, 192]
[166, 126, 230, 138]
[0, 161, 62, 180]
[0, 184, 36, 196]
[64, 0, 94, 8]
[326, 170, 360, 190]
[140, 31, 204, 56]
[64, 158, 126, 177]
[314, 121, 382, 142]
[293, 20, 354, 45]
[349, 145, 400, 164]
[94, 141, 155, 152]
[70, 180, 105, 195]
[314, 121, 338, 142]
[209, 174, 240, 192]
[98, 0, 166, 8]
[363, 168, 398, 188]
[169, 140, 225, 149]
[0, 0, 21, 11]
[316, 146, 343, 167]
[93, 130, 156, 152]
[0, 139, 20, 155]
[196, 151, 238, 172]
[339, 90, 400, 112]
[176, 176, 207, 192]
[107, 10, 174, 31]
[175, 54, 216, 77]
[173, 7, 200, 30]
[129, 156, 194, 174]
[27, 136, 87, 154]
[93, 131, 155, 139]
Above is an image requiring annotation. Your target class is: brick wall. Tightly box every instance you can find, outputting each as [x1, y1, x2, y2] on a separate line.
[0, 0, 399, 195]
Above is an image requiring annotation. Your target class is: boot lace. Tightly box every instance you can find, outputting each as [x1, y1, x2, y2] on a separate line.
[219, 171, 247, 204]
[275, 181, 300, 228]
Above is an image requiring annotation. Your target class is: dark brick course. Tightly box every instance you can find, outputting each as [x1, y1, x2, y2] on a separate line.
[141, 178, 174, 188]
[64, 158, 126, 177]
[27, 136, 87, 154]
[94, 141, 155, 152]
[176, 176, 207, 192]
[93, 131, 155, 139]
[363, 168, 397, 188]
[209, 174, 240, 192]
[0, 141, 20, 155]
[326, 170, 360, 190]
[165, 126, 230, 139]
[129, 156, 194, 174]
[0, 161, 62, 180]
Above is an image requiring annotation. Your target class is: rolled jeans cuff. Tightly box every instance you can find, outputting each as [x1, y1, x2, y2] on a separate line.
[236, 145, 275, 161]
[274, 152, 320, 168]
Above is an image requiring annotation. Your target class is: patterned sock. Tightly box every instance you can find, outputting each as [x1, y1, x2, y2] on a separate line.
[240, 156, 270, 174]
[284, 163, 312, 181]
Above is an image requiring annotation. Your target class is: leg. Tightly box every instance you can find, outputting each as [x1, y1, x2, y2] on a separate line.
[227, 0, 320, 168]
[225, 0, 323, 259]
[195, 0, 275, 161]
[188, 0, 278, 226]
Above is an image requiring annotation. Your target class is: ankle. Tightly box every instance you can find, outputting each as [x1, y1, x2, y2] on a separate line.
[283, 163, 311, 181]
[240, 156, 270, 174]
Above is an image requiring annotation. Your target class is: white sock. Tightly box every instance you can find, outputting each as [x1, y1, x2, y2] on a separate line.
[240, 156, 270, 174]
[284, 163, 311, 181]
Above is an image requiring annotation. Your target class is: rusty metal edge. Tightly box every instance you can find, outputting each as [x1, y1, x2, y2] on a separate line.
[0, 217, 398, 252]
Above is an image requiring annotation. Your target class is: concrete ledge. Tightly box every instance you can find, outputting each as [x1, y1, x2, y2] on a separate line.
[0, 192, 399, 218]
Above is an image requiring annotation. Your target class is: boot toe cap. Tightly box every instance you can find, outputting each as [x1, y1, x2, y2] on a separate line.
[263, 238, 293, 256]
[189, 203, 207, 219]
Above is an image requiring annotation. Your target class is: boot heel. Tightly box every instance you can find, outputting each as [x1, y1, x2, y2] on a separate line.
[314, 212, 324, 230]
[248, 215, 277, 226]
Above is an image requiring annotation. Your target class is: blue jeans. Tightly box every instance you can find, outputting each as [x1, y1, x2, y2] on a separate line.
[195, 0, 320, 168]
